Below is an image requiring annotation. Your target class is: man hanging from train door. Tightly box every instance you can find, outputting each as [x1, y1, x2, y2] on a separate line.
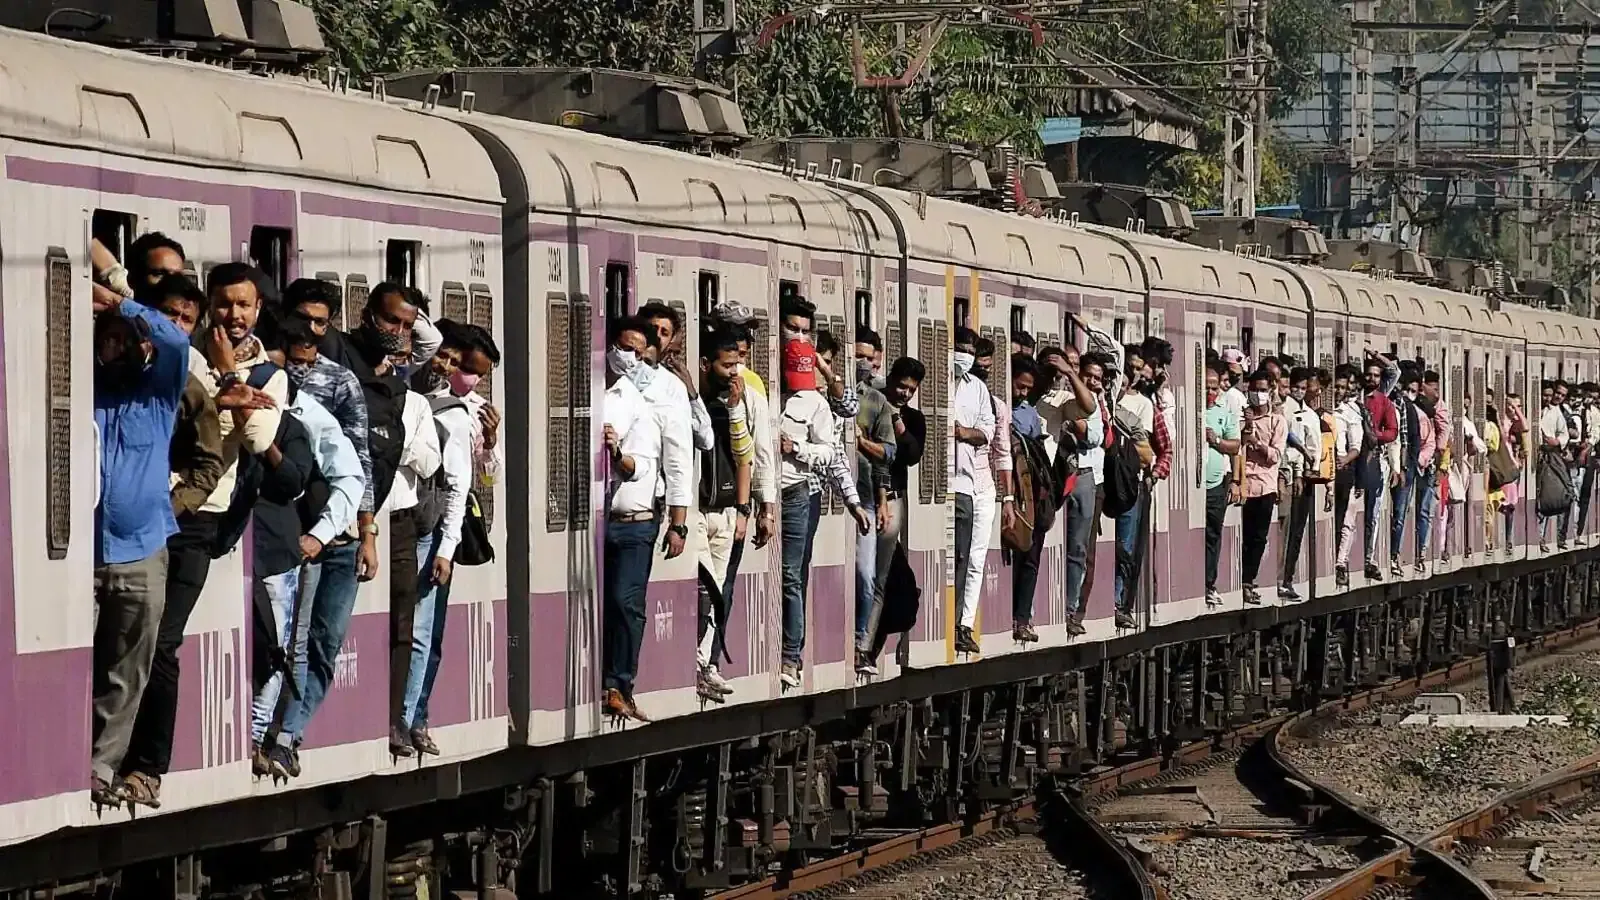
[1201, 354, 1242, 608]
[708, 303, 777, 629]
[692, 325, 753, 703]
[867, 357, 927, 668]
[851, 327, 897, 676]
[951, 327, 997, 655]
[1005, 353, 1051, 643]
[777, 332, 837, 689]
[1278, 367, 1321, 600]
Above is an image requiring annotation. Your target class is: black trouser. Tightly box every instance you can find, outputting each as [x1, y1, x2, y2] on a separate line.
[1204, 481, 1229, 591]
[388, 507, 421, 731]
[1280, 483, 1314, 584]
[1581, 462, 1598, 533]
[1010, 505, 1053, 623]
[122, 512, 219, 777]
[1242, 494, 1276, 584]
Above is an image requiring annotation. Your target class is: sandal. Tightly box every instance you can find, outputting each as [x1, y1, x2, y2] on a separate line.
[121, 771, 161, 808]
[409, 728, 440, 756]
[90, 775, 125, 809]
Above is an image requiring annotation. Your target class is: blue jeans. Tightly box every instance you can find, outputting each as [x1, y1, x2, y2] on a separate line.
[1112, 499, 1142, 614]
[252, 566, 311, 745]
[1389, 465, 1416, 561]
[1063, 470, 1097, 615]
[602, 519, 658, 696]
[780, 485, 815, 665]
[280, 539, 360, 743]
[853, 501, 877, 649]
[1415, 470, 1437, 558]
[402, 530, 448, 730]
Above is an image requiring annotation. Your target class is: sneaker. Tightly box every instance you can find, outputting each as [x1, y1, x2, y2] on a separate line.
[696, 669, 728, 704]
[1335, 565, 1349, 588]
[1012, 622, 1039, 643]
[410, 728, 440, 757]
[702, 665, 734, 694]
[1541, 542, 1550, 554]
[954, 626, 980, 654]
[855, 652, 878, 677]
[251, 743, 271, 777]
[1413, 562, 1427, 577]
[1389, 560, 1403, 578]
[1064, 615, 1087, 636]
[266, 744, 297, 779]
[285, 746, 301, 777]
[1278, 584, 1300, 600]
[1243, 584, 1262, 605]
[1559, 540, 1569, 551]
[1114, 611, 1135, 630]
[779, 663, 801, 689]
[121, 771, 161, 809]
[1205, 589, 1223, 608]
[1365, 564, 1382, 581]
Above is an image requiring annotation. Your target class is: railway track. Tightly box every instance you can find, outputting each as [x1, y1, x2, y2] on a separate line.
[709, 618, 1600, 900]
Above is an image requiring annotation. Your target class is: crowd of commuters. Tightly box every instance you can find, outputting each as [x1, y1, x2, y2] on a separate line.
[90, 232, 501, 809]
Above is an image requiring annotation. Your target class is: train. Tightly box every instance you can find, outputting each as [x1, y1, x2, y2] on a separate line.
[2, 22, 1597, 897]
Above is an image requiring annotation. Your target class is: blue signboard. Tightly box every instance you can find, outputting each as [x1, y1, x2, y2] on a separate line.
[1038, 117, 1083, 146]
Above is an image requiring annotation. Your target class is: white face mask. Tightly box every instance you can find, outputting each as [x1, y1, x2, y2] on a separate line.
[735, 361, 747, 375]
[953, 351, 975, 379]
[1249, 390, 1271, 408]
[606, 346, 638, 377]
[781, 326, 809, 344]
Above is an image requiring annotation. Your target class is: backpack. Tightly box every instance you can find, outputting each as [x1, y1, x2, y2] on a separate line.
[1537, 449, 1574, 517]
[1102, 416, 1142, 518]
[1002, 425, 1058, 552]
[209, 361, 285, 559]
[414, 395, 468, 537]
[699, 399, 739, 510]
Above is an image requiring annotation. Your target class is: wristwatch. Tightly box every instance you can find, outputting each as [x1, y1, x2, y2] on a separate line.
[735, 503, 753, 517]
[669, 523, 689, 540]
[1001, 494, 1016, 503]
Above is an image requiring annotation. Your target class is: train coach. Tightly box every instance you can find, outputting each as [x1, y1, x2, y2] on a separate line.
[2, 22, 1599, 898]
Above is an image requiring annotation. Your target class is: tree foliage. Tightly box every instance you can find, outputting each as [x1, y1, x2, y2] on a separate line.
[304, 0, 1341, 202]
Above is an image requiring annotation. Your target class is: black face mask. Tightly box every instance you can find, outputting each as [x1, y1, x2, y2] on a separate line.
[361, 318, 408, 355]
[969, 364, 990, 382]
[96, 345, 150, 392]
[410, 365, 445, 394]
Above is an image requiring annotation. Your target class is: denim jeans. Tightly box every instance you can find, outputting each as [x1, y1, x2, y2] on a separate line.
[1415, 470, 1437, 559]
[863, 495, 907, 653]
[252, 565, 311, 746]
[853, 501, 877, 650]
[1063, 470, 1098, 615]
[1389, 465, 1417, 561]
[280, 539, 360, 743]
[1204, 481, 1229, 591]
[1010, 504, 1051, 623]
[402, 529, 446, 730]
[602, 519, 659, 696]
[780, 484, 813, 665]
[1112, 494, 1142, 614]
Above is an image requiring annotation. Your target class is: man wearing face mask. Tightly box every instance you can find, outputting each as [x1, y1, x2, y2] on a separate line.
[1388, 369, 1425, 577]
[851, 327, 897, 675]
[951, 327, 997, 655]
[1278, 367, 1321, 599]
[778, 338, 838, 689]
[710, 304, 777, 612]
[601, 317, 666, 721]
[89, 267, 192, 806]
[1239, 370, 1287, 605]
[1221, 349, 1249, 421]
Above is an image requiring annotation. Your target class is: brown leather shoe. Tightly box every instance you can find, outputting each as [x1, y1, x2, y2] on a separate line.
[604, 688, 632, 719]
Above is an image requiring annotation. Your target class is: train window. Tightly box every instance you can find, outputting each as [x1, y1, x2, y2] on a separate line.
[343, 276, 369, 331]
[918, 318, 937, 505]
[954, 296, 970, 328]
[469, 284, 495, 405]
[1009, 305, 1025, 337]
[314, 270, 341, 286]
[932, 319, 950, 505]
[778, 279, 801, 317]
[886, 320, 903, 363]
[46, 248, 71, 560]
[1204, 322, 1216, 352]
[751, 308, 773, 387]
[855, 290, 873, 330]
[441, 282, 469, 322]
[1390, 342, 1399, 359]
[547, 293, 573, 533]
[1334, 335, 1345, 365]
[1113, 317, 1126, 343]
[605, 263, 631, 322]
[91, 209, 138, 263]
[249, 227, 293, 290]
[698, 271, 720, 322]
[1240, 326, 1254, 357]
[1277, 332, 1287, 357]
[384, 239, 420, 289]
[1194, 341, 1205, 489]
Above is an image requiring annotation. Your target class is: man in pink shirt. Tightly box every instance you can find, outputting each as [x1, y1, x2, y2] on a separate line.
[1240, 369, 1288, 605]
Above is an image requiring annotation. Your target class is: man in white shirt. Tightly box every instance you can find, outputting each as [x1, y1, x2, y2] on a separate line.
[1278, 367, 1321, 599]
[1578, 383, 1600, 543]
[777, 339, 836, 689]
[1332, 364, 1367, 587]
[638, 303, 715, 564]
[1061, 353, 1107, 635]
[397, 321, 480, 753]
[950, 328, 996, 655]
[711, 307, 776, 615]
[1539, 381, 1572, 550]
[601, 317, 665, 722]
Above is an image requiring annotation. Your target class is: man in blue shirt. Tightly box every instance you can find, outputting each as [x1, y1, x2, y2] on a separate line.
[91, 286, 190, 805]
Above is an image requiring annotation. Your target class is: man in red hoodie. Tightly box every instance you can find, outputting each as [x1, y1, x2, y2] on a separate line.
[1359, 352, 1400, 579]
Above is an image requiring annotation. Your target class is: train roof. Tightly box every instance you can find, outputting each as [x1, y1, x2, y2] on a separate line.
[0, 26, 501, 202]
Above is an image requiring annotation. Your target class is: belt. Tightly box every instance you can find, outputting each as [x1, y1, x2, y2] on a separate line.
[885, 489, 904, 500]
[609, 510, 656, 523]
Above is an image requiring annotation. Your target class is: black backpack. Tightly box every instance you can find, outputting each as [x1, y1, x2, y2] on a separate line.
[1102, 417, 1142, 518]
[699, 398, 738, 509]
[209, 361, 286, 559]
[415, 395, 469, 537]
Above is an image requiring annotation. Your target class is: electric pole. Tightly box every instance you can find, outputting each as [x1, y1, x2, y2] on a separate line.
[1223, 0, 1265, 217]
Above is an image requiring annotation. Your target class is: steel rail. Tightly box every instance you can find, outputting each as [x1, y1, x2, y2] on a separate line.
[709, 617, 1600, 900]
